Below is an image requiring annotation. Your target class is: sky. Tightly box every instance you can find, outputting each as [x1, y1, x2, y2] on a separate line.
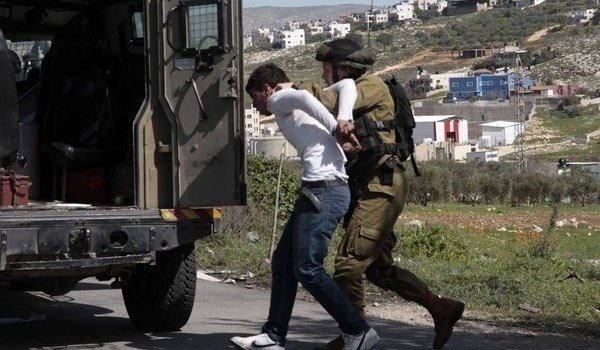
[244, 1, 400, 8]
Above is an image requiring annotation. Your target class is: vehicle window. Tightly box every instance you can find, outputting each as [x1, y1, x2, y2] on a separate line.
[7, 40, 51, 82]
[186, 2, 219, 51]
[131, 11, 144, 39]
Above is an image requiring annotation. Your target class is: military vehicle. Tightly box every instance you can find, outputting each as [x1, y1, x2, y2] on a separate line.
[0, 0, 245, 331]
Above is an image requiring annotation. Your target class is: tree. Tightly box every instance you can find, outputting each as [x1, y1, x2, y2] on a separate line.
[376, 32, 393, 51]
[305, 32, 327, 44]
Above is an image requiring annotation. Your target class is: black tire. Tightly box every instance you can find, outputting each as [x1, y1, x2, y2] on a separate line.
[122, 243, 197, 331]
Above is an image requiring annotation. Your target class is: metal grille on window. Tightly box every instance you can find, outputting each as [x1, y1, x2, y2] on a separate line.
[187, 4, 219, 51]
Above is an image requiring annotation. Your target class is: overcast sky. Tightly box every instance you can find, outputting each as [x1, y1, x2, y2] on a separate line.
[244, 1, 400, 8]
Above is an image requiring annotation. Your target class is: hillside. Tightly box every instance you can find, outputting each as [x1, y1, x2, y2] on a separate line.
[242, 4, 371, 34]
[244, 3, 600, 90]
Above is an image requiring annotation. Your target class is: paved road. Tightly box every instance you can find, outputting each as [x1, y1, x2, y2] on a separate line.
[0, 278, 598, 350]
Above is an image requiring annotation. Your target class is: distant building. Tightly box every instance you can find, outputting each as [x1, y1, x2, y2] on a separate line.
[448, 74, 510, 101]
[244, 105, 260, 139]
[359, 9, 389, 25]
[480, 121, 523, 146]
[285, 20, 305, 30]
[511, 0, 546, 9]
[413, 115, 469, 144]
[429, 71, 465, 91]
[459, 48, 487, 59]
[446, 71, 533, 101]
[466, 150, 499, 163]
[326, 21, 350, 39]
[250, 27, 273, 47]
[303, 20, 325, 36]
[528, 84, 580, 97]
[273, 29, 305, 49]
[414, 1, 449, 13]
[388, 3, 415, 22]
[243, 35, 252, 49]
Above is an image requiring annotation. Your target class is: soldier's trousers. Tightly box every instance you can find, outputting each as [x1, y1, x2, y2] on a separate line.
[334, 164, 428, 315]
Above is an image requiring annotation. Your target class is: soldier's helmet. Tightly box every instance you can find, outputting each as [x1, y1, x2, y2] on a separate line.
[315, 38, 375, 69]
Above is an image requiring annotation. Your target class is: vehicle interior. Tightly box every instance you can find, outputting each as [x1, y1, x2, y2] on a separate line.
[0, 0, 145, 207]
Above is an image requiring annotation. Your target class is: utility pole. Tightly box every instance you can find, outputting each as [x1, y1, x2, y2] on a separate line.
[367, 0, 374, 48]
[514, 53, 527, 173]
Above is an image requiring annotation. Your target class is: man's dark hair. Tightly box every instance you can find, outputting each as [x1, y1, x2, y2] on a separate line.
[245, 63, 290, 94]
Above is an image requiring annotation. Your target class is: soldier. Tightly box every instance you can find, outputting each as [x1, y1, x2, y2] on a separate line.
[297, 39, 465, 350]
[230, 63, 378, 350]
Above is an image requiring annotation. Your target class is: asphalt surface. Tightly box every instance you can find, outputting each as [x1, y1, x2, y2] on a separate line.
[0, 278, 599, 350]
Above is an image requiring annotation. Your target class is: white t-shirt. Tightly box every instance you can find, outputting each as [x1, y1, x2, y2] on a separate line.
[267, 88, 349, 182]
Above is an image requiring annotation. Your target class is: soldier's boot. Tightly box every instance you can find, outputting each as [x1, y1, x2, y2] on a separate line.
[421, 291, 465, 350]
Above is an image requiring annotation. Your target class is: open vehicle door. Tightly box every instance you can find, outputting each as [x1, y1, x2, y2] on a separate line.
[139, 0, 245, 208]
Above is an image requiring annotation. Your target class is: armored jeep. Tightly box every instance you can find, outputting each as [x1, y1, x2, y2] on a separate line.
[0, 0, 245, 331]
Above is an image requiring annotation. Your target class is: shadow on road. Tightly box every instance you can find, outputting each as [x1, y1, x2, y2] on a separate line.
[1, 280, 599, 350]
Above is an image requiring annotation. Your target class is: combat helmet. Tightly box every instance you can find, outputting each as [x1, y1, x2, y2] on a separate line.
[315, 38, 375, 69]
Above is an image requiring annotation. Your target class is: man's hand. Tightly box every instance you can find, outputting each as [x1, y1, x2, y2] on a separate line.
[336, 131, 362, 153]
[335, 119, 355, 136]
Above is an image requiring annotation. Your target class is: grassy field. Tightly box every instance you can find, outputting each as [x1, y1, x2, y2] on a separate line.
[197, 202, 600, 337]
[395, 203, 600, 336]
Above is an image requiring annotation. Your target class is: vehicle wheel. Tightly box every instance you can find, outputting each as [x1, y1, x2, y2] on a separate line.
[121, 243, 197, 331]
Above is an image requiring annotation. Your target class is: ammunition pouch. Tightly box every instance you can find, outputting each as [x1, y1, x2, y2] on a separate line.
[348, 116, 420, 177]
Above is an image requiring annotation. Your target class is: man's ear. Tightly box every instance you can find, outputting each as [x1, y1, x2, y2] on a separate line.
[263, 83, 274, 97]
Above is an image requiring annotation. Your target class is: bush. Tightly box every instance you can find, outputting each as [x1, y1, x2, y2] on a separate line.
[397, 223, 470, 261]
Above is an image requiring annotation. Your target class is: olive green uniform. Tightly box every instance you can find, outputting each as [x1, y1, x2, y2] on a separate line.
[298, 75, 428, 314]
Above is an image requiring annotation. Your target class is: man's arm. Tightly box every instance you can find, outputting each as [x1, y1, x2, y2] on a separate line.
[323, 78, 356, 122]
[267, 88, 337, 134]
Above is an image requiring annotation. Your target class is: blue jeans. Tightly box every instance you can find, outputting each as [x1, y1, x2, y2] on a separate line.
[263, 183, 368, 342]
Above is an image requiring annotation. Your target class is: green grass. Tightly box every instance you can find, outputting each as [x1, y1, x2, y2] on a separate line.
[383, 204, 600, 336]
[535, 105, 600, 139]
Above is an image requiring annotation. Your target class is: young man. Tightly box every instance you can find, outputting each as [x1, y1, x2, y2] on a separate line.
[230, 63, 378, 350]
[297, 39, 465, 350]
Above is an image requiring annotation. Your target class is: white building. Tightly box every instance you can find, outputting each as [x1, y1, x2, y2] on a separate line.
[466, 150, 499, 163]
[326, 21, 350, 39]
[360, 10, 389, 25]
[390, 3, 415, 21]
[413, 115, 469, 144]
[480, 121, 523, 146]
[243, 35, 252, 49]
[250, 27, 273, 47]
[273, 29, 305, 49]
[428, 72, 466, 91]
[373, 11, 389, 24]
[306, 20, 325, 35]
[244, 105, 260, 139]
[567, 9, 597, 24]
[286, 20, 305, 30]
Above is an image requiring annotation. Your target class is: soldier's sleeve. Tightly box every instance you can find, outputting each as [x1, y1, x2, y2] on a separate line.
[296, 81, 340, 113]
[354, 77, 387, 112]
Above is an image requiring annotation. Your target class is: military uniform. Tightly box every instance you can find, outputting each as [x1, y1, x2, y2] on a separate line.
[300, 38, 464, 350]
[298, 75, 428, 314]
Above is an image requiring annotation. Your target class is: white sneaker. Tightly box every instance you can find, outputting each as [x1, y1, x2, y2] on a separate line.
[341, 327, 380, 350]
[230, 333, 285, 350]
